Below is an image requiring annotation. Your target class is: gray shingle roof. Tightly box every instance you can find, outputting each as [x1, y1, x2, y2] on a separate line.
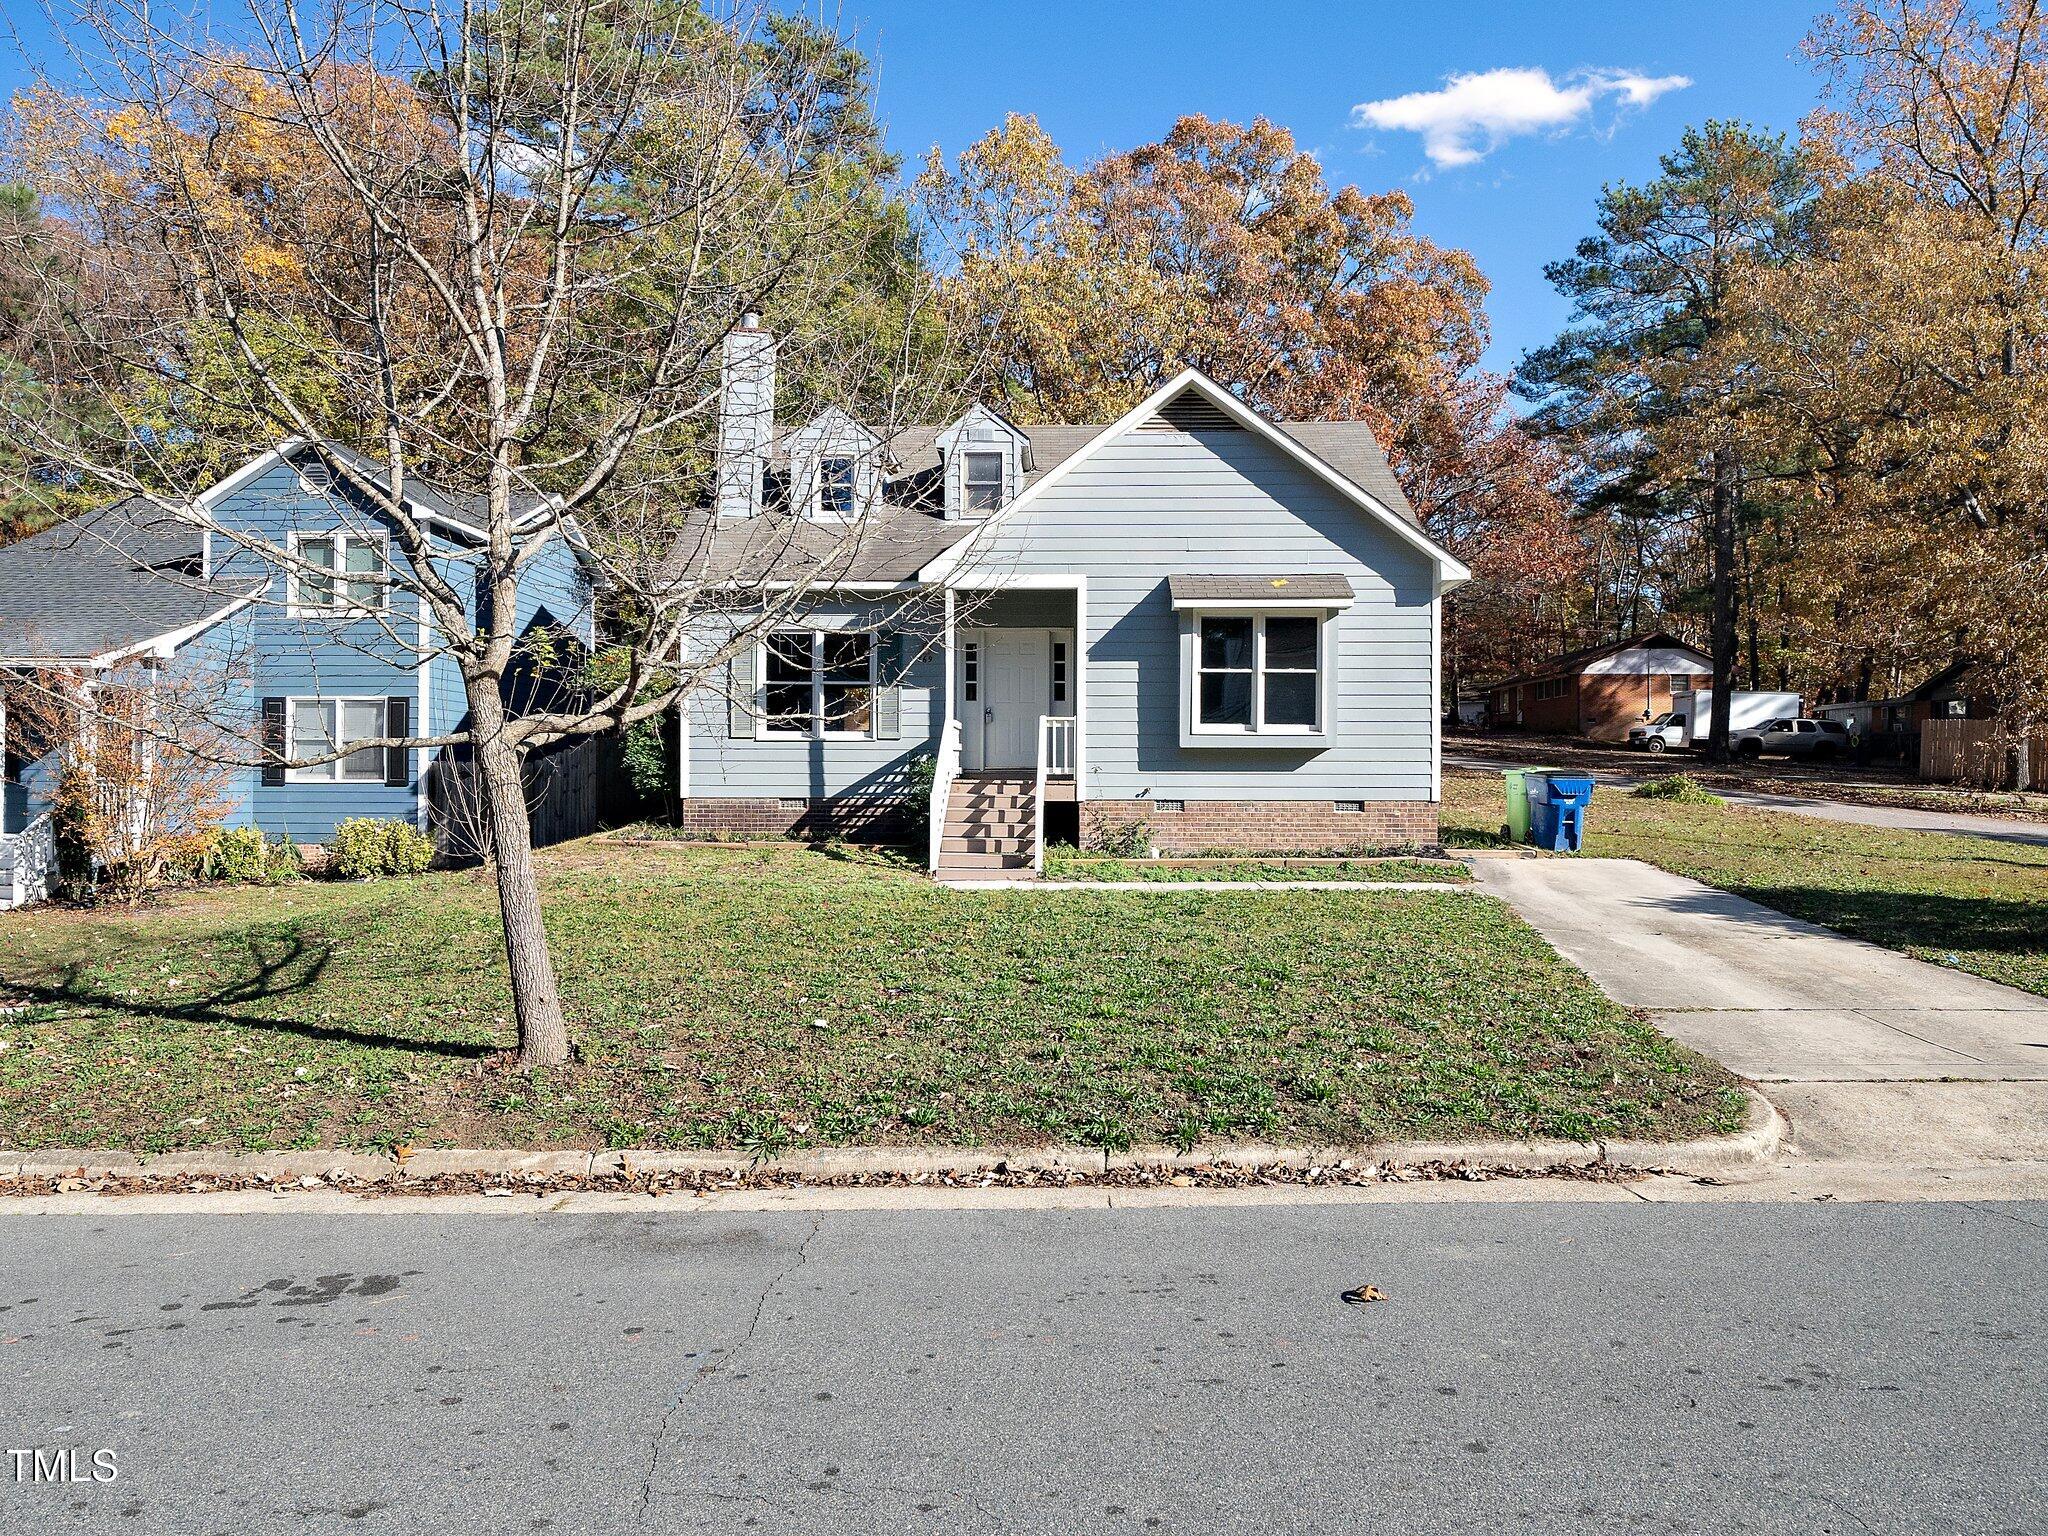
[0, 500, 255, 662]
[676, 412, 1422, 587]
[665, 507, 977, 587]
[882, 417, 1418, 526]
[1275, 421, 1419, 527]
[1167, 574, 1355, 604]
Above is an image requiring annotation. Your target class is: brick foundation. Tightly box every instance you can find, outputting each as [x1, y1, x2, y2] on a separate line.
[1083, 798, 1439, 855]
[679, 796, 911, 842]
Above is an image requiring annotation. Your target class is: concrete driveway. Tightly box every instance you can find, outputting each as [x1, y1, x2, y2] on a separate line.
[1474, 856, 2048, 1164]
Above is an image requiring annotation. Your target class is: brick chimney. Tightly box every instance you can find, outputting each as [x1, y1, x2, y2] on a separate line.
[715, 312, 776, 520]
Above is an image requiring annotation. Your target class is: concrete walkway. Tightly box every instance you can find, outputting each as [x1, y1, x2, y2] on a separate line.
[1474, 857, 2048, 1165]
[1446, 750, 2048, 846]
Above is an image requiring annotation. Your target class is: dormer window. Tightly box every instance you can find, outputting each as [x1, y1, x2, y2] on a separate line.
[788, 407, 885, 522]
[936, 403, 1030, 519]
[819, 456, 856, 516]
[964, 451, 1004, 512]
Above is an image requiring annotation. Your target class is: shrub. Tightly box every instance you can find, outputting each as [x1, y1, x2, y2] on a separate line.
[198, 826, 303, 884]
[328, 818, 437, 879]
[1084, 808, 1152, 859]
[902, 752, 937, 839]
[621, 715, 674, 801]
[1632, 774, 1724, 806]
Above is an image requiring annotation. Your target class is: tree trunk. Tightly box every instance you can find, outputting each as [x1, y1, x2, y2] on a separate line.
[468, 686, 572, 1069]
[1705, 448, 1740, 763]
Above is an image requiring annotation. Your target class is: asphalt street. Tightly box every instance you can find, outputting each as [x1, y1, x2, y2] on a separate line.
[3, 1199, 2042, 1534]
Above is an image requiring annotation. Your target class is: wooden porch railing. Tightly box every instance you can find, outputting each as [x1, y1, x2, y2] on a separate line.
[1031, 715, 1078, 874]
[927, 714, 962, 873]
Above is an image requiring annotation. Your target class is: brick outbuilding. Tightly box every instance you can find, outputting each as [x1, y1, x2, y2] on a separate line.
[1484, 633, 1713, 742]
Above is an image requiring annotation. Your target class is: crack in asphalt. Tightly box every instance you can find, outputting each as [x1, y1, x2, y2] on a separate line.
[635, 1215, 824, 1524]
[1962, 1200, 2048, 1232]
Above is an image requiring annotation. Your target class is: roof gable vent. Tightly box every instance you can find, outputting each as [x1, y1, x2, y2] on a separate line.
[1140, 390, 1243, 433]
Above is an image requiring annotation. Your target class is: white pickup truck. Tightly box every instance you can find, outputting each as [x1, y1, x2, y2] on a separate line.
[1626, 690, 1803, 753]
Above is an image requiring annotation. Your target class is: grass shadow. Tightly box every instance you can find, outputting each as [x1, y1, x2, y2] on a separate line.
[10, 930, 497, 1058]
[1724, 884, 2048, 963]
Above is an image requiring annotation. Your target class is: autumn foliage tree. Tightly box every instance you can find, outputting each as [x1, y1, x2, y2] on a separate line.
[1723, 0, 2048, 736]
[923, 112, 1581, 707]
[1519, 1, 2048, 762]
[0, 0, 961, 1065]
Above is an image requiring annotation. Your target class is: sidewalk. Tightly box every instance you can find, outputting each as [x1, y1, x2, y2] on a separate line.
[1473, 856, 2048, 1166]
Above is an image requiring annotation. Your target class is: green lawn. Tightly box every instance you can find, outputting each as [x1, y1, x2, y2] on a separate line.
[0, 841, 1738, 1154]
[1444, 770, 2048, 997]
[1043, 851, 1471, 883]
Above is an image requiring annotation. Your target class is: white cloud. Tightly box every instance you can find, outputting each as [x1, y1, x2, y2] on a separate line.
[1352, 67, 1692, 169]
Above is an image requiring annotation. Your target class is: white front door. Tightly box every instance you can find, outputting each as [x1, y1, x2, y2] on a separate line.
[961, 628, 1052, 771]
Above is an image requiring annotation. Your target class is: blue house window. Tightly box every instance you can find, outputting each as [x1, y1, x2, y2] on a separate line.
[287, 697, 389, 783]
[290, 532, 388, 615]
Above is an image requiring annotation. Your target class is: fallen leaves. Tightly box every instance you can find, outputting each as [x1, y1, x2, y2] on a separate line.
[1341, 1284, 1389, 1306]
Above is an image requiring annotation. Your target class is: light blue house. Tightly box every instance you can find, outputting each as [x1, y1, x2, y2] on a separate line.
[0, 444, 593, 905]
[677, 318, 1471, 880]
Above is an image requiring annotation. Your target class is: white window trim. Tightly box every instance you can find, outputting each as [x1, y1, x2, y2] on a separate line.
[1180, 608, 1334, 747]
[815, 455, 857, 519]
[287, 530, 391, 618]
[756, 629, 879, 741]
[962, 449, 1006, 513]
[284, 696, 390, 784]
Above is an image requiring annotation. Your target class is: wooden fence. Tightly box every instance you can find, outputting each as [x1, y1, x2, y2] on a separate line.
[426, 735, 615, 858]
[1919, 719, 2048, 789]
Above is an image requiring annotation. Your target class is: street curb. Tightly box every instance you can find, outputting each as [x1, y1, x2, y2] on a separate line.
[0, 1090, 1782, 1186]
[1598, 1087, 1785, 1174]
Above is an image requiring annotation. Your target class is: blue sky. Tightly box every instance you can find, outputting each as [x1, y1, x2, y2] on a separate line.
[851, 0, 1822, 375]
[2, 1, 1824, 375]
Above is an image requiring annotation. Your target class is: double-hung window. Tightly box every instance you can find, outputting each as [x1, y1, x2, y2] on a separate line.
[291, 532, 387, 615]
[1186, 612, 1328, 741]
[818, 456, 856, 516]
[762, 630, 876, 738]
[286, 697, 388, 783]
[963, 451, 1004, 512]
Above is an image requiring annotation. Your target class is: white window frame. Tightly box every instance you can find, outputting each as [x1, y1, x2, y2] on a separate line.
[816, 455, 857, 518]
[757, 629, 879, 741]
[284, 696, 390, 784]
[1180, 608, 1333, 746]
[287, 530, 390, 617]
[963, 450, 1005, 512]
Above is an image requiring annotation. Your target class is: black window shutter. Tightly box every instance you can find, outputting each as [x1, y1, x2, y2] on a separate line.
[385, 696, 411, 787]
[261, 697, 287, 786]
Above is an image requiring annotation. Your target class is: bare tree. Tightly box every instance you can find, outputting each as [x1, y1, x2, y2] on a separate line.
[0, 0, 968, 1066]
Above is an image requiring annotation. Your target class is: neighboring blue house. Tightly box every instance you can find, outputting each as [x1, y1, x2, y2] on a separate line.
[0, 443, 594, 906]
[675, 318, 1471, 881]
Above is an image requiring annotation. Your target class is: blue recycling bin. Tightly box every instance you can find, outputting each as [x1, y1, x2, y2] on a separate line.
[1533, 775, 1595, 853]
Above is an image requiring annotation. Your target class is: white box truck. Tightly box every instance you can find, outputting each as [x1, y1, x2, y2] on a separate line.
[1627, 690, 1801, 753]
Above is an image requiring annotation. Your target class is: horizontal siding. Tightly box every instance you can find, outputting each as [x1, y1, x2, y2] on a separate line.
[206, 458, 593, 842]
[684, 599, 941, 801]
[213, 462, 424, 840]
[961, 427, 1437, 801]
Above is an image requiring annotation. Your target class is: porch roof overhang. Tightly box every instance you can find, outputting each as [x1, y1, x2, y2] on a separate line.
[1168, 574, 1354, 610]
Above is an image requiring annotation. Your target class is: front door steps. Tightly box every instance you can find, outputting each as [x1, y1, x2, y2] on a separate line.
[936, 772, 1036, 883]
